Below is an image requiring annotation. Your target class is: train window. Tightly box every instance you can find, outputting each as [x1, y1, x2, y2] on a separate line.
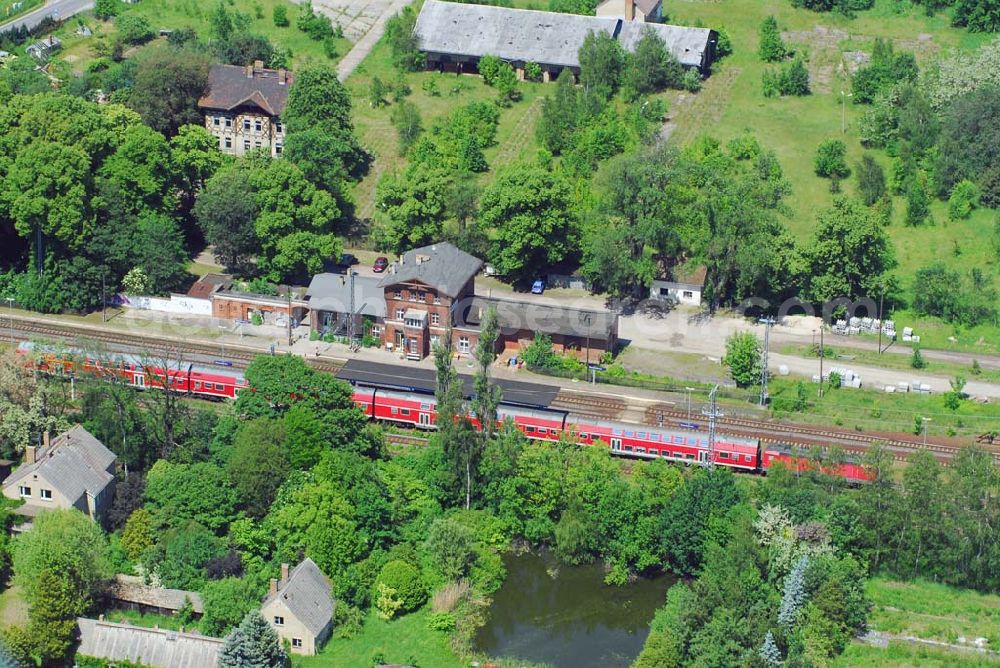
[390, 407, 399, 415]
[623, 445, 633, 452]
[649, 433, 659, 442]
[214, 383, 222, 390]
[194, 381, 201, 389]
[745, 455, 753, 463]
[685, 454, 695, 460]
[686, 437, 696, 445]
[578, 433, 588, 440]
[624, 430, 634, 437]
[538, 428, 547, 434]
[612, 428, 622, 436]
[525, 426, 535, 433]
[720, 452, 730, 459]
[637, 432, 646, 439]
[401, 409, 410, 416]
[636, 447, 646, 454]
[673, 435, 683, 444]
[420, 404, 431, 411]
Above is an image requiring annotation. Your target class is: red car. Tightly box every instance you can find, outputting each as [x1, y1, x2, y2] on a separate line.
[373, 256, 389, 273]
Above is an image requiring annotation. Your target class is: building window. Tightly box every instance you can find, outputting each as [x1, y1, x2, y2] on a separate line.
[17, 486, 30, 498]
[255, 120, 262, 132]
[243, 118, 251, 130]
[244, 140, 251, 151]
[372, 325, 382, 336]
[395, 308, 405, 320]
[275, 143, 283, 155]
[273, 616, 284, 626]
[255, 141, 262, 148]
[225, 118, 232, 128]
[434, 295, 442, 305]
[683, 290, 694, 299]
[431, 313, 440, 325]
[213, 117, 220, 126]
[275, 121, 283, 133]
[409, 291, 417, 301]
[458, 336, 470, 354]
[394, 289, 402, 299]
[40, 489, 52, 500]
[292, 638, 303, 648]
[418, 290, 426, 302]
[224, 138, 232, 149]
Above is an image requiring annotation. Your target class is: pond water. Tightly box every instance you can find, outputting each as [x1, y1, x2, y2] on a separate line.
[475, 551, 675, 668]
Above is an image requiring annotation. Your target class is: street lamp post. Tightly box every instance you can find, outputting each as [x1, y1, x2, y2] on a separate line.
[685, 387, 695, 420]
[922, 417, 932, 447]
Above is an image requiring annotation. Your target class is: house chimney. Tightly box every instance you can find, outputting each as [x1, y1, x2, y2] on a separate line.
[246, 64, 253, 79]
[278, 68, 287, 85]
[48, 35, 53, 46]
[269, 578, 278, 595]
[280, 563, 289, 583]
[43, 430, 50, 447]
[625, 0, 634, 20]
[254, 59, 264, 71]
[25, 446, 35, 464]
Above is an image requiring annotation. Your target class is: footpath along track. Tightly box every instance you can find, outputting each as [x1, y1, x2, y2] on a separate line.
[7, 314, 993, 464]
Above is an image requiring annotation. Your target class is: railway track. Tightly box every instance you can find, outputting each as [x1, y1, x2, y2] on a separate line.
[550, 392, 625, 420]
[6, 313, 994, 465]
[642, 403, 994, 464]
[5, 315, 344, 375]
[386, 432, 430, 447]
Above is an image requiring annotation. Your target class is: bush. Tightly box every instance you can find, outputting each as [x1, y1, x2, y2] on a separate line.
[115, 13, 154, 45]
[524, 61, 542, 82]
[814, 139, 850, 179]
[427, 612, 457, 632]
[723, 331, 762, 388]
[272, 4, 289, 27]
[94, 0, 121, 20]
[682, 69, 702, 92]
[373, 560, 426, 618]
[779, 58, 810, 96]
[478, 54, 503, 85]
[297, 3, 336, 40]
[948, 180, 980, 220]
[758, 16, 786, 62]
[911, 346, 926, 369]
[904, 178, 931, 226]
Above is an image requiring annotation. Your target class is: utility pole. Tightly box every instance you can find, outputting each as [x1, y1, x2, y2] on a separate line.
[702, 385, 721, 468]
[877, 287, 885, 355]
[819, 326, 825, 398]
[685, 387, 695, 420]
[759, 317, 775, 407]
[922, 417, 931, 446]
[6, 297, 13, 343]
[286, 285, 293, 348]
[348, 271, 358, 352]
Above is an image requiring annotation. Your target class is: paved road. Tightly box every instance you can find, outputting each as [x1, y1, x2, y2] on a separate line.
[333, 0, 410, 82]
[619, 310, 1000, 400]
[0, 0, 92, 33]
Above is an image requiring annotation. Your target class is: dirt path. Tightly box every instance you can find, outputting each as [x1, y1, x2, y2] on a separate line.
[334, 0, 412, 82]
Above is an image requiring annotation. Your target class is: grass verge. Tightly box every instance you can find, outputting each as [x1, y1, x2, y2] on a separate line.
[298, 608, 463, 668]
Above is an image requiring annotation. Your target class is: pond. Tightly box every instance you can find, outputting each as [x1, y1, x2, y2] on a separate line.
[475, 551, 675, 668]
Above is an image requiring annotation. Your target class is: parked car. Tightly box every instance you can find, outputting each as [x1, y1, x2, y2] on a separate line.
[531, 279, 546, 294]
[373, 256, 389, 273]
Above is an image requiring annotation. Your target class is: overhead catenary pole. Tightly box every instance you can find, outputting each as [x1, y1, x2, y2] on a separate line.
[819, 326, 825, 398]
[702, 385, 721, 468]
[286, 285, 292, 348]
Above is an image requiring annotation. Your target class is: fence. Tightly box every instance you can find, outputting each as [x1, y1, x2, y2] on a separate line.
[118, 294, 212, 316]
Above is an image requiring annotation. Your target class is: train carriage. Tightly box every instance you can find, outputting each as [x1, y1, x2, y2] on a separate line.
[761, 444, 869, 484]
[373, 389, 438, 429]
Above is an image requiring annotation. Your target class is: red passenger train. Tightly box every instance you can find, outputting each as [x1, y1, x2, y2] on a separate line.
[16, 343, 868, 482]
[15, 341, 248, 400]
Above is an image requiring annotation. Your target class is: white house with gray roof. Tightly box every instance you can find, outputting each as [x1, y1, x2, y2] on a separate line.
[412, 0, 715, 78]
[262, 559, 334, 656]
[2, 425, 116, 525]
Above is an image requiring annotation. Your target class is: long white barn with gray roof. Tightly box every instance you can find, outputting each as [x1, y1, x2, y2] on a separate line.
[413, 0, 715, 78]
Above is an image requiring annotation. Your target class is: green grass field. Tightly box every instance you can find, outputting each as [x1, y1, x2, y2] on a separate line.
[53, 0, 349, 75]
[779, 343, 1000, 383]
[662, 0, 999, 307]
[835, 641, 1000, 667]
[298, 609, 463, 668]
[344, 35, 547, 221]
[867, 578, 1000, 649]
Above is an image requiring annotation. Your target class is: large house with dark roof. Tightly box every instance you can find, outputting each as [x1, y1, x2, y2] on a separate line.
[262, 559, 334, 656]
[2, 425, 116, 525]
[301, 242, 619, 362]
[198, 61, 292, 157]
[412, 0, 715, 79]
